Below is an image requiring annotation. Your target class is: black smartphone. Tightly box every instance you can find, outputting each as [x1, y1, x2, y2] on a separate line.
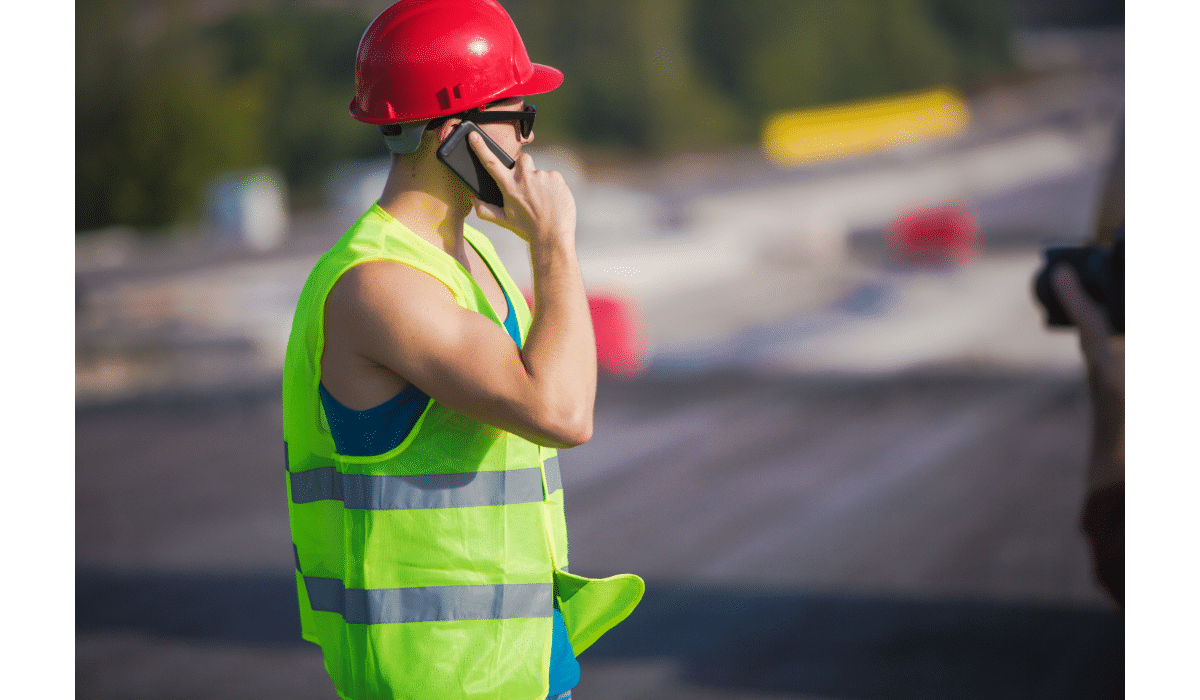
[436, 121, 515, 208]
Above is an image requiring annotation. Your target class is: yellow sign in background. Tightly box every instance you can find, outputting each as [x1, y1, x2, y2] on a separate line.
[762, 87, 970, 167]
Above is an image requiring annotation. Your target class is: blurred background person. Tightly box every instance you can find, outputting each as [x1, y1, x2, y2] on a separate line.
[1052, 261, 1123, 607]
[1047, 126, 1123, 608]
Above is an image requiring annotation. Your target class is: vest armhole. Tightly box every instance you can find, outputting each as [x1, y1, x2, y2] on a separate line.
[311, 255, 466, 443]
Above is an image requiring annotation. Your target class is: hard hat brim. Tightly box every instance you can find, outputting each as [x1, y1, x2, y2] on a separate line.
[486, 62, 564, 107]
[518, 63, 565, 98]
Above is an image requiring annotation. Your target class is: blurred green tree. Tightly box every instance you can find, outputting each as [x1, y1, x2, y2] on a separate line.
[510, 0, 1013, 153]
[202, 5, 385, 210]
[688, 0, 1014, 129]
[76, 0, 382, 232]
[77, 0, 270, 230]
[77, 0, 1015, 232]
[507, 0, 747, 153]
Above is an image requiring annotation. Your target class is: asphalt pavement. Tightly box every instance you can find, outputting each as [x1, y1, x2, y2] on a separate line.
[77, 365, 1120, 700]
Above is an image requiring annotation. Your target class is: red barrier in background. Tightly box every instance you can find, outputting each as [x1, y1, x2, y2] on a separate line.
[589, 293, 650, 377]
[888, 201, 979, 263]
[524, 291, 650, 377]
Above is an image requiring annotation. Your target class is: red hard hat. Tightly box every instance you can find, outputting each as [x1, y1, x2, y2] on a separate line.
[350, 0, 564, 125]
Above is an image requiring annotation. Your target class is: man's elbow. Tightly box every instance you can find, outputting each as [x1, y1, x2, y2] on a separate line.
[538, 404, 592, 448]
[562, 416, 593, 448]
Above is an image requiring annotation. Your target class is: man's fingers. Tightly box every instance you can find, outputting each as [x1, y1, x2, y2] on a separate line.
[1050, 264, 1110, 362]
[1050, 265, 1104, 326]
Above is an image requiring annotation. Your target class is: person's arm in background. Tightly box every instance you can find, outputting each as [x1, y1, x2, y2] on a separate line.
[1050, 119, 1125, 607]
[1051, 265, 1124, 607]
[1092, 123, 1123, 246]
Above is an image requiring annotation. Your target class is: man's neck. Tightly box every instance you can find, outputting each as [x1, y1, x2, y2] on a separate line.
[377, 163, 473, 262]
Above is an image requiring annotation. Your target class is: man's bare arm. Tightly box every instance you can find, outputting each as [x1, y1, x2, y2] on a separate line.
[328, 134, 595, 449]
[468, 130, 596, 447]
[330, 259, 592, 448]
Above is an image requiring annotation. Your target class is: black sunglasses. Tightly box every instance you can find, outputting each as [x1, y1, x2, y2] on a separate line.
[459, 104, 536, 139]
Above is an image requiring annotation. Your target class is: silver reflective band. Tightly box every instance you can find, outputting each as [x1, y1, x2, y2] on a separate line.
[544, 455, 563, 494]
[291, 466, 342, 503]
[290, 466, 544, 510]
[304, 577, 553, 624]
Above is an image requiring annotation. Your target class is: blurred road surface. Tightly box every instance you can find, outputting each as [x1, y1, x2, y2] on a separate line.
[77, 367, 1119, 699]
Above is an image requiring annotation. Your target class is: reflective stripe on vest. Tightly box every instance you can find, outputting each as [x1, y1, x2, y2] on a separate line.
[544, 455, 563, 493]
[290, 466, 544, 509]
[304, 577, 553, 624]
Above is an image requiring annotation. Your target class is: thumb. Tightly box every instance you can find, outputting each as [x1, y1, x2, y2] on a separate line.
[474, 199, 505, 223]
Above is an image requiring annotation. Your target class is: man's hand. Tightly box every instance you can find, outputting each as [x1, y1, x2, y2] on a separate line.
[1050, 264, 1124, 492]
[468, 131, 577, 249]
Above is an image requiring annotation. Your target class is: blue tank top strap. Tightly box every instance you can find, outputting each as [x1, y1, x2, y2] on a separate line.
[502, 288, 521, 348]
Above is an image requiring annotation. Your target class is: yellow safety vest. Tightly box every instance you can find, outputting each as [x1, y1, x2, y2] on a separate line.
[282, 204, 643, 699]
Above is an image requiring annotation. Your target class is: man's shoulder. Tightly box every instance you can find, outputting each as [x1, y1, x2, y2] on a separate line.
[328, 259, 458, 317]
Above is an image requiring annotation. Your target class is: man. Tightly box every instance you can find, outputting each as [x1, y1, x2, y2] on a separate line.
[281, 2, 643, 698]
